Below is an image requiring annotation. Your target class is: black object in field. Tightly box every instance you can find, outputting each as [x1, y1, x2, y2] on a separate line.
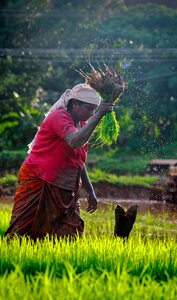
[114, 204, 138, 239]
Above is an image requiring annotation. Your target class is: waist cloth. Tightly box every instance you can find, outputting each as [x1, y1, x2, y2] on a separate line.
[4, 163, 84, 240]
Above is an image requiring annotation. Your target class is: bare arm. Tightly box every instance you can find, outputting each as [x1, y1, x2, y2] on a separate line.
[81, 165, 97, 213]
[64, 102, 113, 148]
[81, 165, 95, 196]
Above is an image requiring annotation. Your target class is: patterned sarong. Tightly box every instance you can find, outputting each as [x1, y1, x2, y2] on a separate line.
[5, 163, 84, 240]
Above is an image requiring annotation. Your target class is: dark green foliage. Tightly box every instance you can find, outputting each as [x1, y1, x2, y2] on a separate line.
[98, 4, 177, 150]
[0, 150, 26, 172]
[0, 1, 177, 152]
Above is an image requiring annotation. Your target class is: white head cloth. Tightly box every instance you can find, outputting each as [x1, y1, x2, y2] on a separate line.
[27, 83, 101, 152]
[48, 83, 101, 113]
[169, 166, 177, 176]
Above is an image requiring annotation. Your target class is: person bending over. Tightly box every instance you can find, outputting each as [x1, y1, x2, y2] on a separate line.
[5, 83, 118, 240]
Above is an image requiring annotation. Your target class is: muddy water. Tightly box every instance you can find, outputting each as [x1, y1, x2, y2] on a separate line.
[80, 198, 177, 220]
[0, 196, 14, 205]
[1, 196, 177, 220]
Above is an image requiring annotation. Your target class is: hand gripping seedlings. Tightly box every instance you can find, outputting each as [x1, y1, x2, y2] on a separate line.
[77, 63, 126, 146]
[114, 204, 138, 240]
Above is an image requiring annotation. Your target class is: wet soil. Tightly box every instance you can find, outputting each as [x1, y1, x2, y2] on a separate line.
[1, 187, 177, 225]
[80, 181, 151, 200]
[1, 180, 176, 212]
[80, 197, 177, 218]
[0, 182, 151, 200]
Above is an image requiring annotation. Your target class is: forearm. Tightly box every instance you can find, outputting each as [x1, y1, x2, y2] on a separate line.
[64, 111, 102, 149]
[81, 165, 95, 196]
[82, 165, 98, 213]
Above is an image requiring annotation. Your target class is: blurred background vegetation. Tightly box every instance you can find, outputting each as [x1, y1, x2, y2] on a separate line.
[0, 0, 177, 174]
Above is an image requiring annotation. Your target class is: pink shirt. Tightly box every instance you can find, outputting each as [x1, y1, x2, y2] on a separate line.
[25, 109, 88, 191]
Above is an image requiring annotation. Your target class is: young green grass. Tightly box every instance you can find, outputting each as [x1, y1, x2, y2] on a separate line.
[0, 170, 156, 190]
[0, 174, 17, 185]
[88, 169, 156, 187]
[0, 266, 177, 300]
[0, 205, 177, 299]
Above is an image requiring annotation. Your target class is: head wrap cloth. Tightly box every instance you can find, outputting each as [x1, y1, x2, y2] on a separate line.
[28, 83, 101, 152]
[48, 83, 101, 114]
[169, 166, 177, 176]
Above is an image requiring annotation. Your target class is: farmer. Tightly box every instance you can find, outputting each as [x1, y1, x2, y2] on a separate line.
[5, 83, 121, 240]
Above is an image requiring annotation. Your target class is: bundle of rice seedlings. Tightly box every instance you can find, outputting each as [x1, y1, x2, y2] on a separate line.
[78, 63, 126, 146]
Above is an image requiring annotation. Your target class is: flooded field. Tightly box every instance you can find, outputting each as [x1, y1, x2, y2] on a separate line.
[1, 196, 177, 219]
[80, 197, 177, 219]
[80, 198, 177, 239]
[1, 196, 176, 241]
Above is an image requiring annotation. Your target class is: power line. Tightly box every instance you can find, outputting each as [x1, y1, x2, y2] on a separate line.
[0, 6, 175, 15]
[0, 48, 177, 58]
[0, 58, 177, 63]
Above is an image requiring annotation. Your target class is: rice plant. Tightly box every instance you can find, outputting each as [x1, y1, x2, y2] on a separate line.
[0, 205, 177, 299]
[78, 63, 126, 146]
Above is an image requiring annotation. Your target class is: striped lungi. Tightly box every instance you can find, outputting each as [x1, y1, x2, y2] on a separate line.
[5, 163, 84, 240]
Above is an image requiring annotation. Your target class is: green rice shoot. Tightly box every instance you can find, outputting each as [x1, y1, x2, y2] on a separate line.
[77, 63, 126, 146]
[95, 111, 120, 146]
[0, 204, 177, 299]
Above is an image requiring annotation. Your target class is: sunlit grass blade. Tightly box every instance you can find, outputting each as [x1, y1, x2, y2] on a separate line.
[0, 205, 177, 299]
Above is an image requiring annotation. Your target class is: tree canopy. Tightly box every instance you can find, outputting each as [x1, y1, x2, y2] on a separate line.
[0, 0, 177, 154]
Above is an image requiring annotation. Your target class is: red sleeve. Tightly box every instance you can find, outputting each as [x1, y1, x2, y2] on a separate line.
[49, 109, 77, 139]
